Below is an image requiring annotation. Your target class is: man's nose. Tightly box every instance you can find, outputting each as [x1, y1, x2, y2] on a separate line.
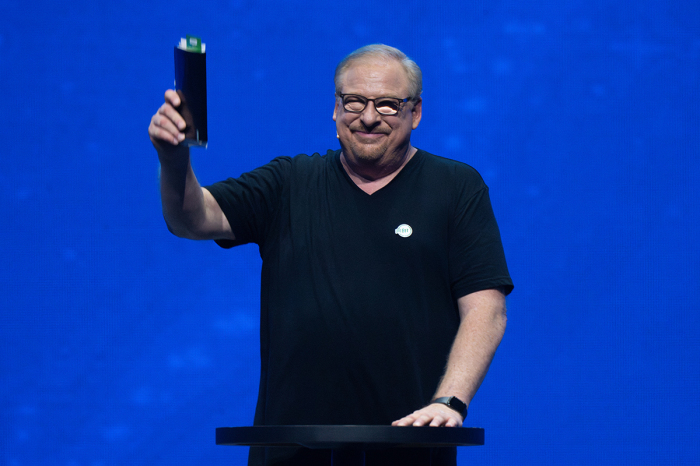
[360, 101, 382, 126]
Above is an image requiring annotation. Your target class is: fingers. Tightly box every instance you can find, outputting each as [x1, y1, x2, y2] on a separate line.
[164, 89, 181, 107]
[149, 91, 187, 147]
[429, 415, 446, 427]
[430, 415, 459, 427]
[444, 417, 459, 427]
[151, 105, 185, 145]
[391, 414, 416, 427]
[391, 406, 463, 428]
[412, 413, 433, 427]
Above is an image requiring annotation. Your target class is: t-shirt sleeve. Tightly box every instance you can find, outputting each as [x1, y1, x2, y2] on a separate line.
[449, 174, 514, 299]
[204, 156, 291, 248]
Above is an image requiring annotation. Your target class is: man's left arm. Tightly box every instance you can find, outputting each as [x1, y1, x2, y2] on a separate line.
[392, 288, 507, 427]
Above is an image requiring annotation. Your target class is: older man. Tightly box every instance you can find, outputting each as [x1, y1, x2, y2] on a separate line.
[149, 44, 512, 466]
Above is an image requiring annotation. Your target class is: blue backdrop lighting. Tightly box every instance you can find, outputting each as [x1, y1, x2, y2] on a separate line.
[1, 1, 698, 464]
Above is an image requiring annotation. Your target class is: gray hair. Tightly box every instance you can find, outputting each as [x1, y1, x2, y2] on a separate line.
[334, 44, 423, 101]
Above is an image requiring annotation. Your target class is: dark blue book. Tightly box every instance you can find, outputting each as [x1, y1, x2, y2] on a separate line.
[174, 36, 207, 148]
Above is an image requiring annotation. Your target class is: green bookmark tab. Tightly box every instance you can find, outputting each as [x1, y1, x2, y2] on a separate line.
[177, 35, 204, 53]
[185, 35, 202, 53]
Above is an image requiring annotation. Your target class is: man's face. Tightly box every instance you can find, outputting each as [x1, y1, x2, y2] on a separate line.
[333, 58, 422, 173]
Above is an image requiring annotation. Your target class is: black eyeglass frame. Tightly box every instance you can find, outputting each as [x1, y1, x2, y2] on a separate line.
[337, 93, 412, 115]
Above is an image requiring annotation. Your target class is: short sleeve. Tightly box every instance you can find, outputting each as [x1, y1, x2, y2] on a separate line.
[204, 156, 292, 248]
[449, 182, 514, 299]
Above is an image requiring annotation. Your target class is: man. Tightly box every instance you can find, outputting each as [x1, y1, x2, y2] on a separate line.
[149, 44, 513, 465]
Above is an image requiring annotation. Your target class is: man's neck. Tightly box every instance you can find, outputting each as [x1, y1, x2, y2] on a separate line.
[340, 146, 417, 195]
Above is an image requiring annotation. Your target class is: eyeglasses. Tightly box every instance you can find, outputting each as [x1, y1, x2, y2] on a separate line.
[338, 94, 410, 116]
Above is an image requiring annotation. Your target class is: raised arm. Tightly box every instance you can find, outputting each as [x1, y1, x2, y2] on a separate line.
[148, 90, 233, 240]
[392, 288, 507, 427]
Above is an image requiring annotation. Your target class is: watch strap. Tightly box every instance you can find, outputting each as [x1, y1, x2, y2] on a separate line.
[430, 396, 467, 418]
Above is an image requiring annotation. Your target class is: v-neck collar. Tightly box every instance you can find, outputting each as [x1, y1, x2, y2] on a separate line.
[334, 149, 423, 198]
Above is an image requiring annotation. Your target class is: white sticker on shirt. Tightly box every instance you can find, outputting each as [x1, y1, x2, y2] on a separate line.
[395, 224, 413, 238]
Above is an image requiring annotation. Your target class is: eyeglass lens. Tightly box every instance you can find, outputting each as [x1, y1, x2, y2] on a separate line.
[343, 95, 401, 115]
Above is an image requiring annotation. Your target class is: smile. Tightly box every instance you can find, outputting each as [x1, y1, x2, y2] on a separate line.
[354, 131, 387, 140]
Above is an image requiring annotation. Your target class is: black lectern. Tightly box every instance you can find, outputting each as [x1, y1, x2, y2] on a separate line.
[216, 425, 484, 466]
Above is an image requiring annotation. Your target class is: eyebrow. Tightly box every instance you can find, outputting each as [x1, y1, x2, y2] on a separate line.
[341, 93, 406, 100]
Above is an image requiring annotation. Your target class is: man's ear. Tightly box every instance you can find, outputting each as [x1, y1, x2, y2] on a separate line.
[411, 98, 422, 130]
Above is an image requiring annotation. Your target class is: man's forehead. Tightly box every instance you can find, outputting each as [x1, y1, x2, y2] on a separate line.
[339, 58, 410, 94]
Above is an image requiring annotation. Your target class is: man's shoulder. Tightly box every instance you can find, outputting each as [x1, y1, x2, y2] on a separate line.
[242, 149, 339, 179]
[283, 149, 341, 180]
[414, 149, 487, 188]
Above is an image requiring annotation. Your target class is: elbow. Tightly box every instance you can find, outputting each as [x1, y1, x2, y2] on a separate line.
[497, 309, 507, 336]
[496, 301, 507, 333]
[165, 220, 185, 238]
[164, 216, 201, 240]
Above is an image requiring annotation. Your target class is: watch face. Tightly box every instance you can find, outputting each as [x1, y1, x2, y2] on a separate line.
[447, 397, 466, 414]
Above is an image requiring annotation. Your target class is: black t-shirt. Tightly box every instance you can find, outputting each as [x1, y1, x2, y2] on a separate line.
[206, 149, 513, 465]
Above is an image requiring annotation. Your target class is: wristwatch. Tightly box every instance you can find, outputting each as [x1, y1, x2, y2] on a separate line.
[430, 396, 468, 418]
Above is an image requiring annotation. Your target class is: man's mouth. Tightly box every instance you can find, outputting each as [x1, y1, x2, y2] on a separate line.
[353, 129, 388, 139]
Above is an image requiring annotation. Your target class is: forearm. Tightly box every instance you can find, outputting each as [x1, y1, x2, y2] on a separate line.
[392, 289, 506, 427]
[158, 146, 208, 239]
[433, 292, 507, 407]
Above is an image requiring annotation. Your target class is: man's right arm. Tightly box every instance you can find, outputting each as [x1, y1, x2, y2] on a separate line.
[148, 90, 234, 241]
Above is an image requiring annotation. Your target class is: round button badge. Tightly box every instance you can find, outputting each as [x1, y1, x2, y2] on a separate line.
[394, 224, 413, 238]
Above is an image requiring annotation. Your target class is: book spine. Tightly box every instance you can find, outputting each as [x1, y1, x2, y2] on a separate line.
[174, 47, 207, 147]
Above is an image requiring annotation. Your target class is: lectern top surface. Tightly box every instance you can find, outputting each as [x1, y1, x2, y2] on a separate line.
[215, 425, 485, 449]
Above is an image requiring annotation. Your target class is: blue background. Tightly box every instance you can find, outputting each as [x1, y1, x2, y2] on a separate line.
[1, 1, 699, 464]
